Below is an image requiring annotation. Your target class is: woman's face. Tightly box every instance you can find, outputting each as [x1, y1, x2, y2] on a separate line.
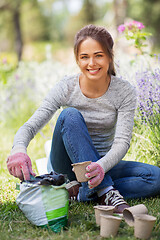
[77, 37, 110, 82]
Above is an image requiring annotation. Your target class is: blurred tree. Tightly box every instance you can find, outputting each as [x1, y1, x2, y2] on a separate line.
[34, 0, 69, 42]
[64, 0, 101, 44]
[21, 1, 49, 42]
[82, 0, 96, 23]
[0, 0, 159, 61]
[0, 0, 23, 61]
[113, 0, 128, 28]
[0, 0, 51, 61]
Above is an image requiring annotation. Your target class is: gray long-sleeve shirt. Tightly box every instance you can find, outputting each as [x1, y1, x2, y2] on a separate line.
[12, 74, 137, 173]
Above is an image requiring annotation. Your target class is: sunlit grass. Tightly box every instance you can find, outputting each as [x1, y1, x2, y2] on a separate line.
[124, 123, 159, 166]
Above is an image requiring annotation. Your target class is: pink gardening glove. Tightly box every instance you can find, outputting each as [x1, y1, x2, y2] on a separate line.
[85, 162, 105, 189]
[7, 152, 36, 181]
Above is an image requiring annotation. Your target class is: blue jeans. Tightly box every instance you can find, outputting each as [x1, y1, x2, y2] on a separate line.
[48, 107, 160, 202]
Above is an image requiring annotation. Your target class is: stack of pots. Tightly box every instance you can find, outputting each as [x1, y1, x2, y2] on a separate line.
[94, 204, 156, 239]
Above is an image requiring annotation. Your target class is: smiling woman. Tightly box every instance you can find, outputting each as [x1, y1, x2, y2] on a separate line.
[7, 24, 160, 215]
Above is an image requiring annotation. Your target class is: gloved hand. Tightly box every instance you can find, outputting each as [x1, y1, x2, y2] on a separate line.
[7, 152, 36, 181]
[85, 162, 105, 189]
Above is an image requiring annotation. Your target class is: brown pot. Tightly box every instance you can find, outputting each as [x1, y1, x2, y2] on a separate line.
[100, 214, 122, 238]
[71, 161, 91, 182]
[94, 205, 115, 226]
[123, 204, 148, 226]
[134, 214, 156, 239]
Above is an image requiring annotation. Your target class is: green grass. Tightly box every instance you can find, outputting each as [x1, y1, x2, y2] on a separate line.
[0, 187, 160, 240]
[1, 112, 160, 239]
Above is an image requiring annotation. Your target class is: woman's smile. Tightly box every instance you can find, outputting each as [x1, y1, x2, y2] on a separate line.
[87, 68, 101, 74]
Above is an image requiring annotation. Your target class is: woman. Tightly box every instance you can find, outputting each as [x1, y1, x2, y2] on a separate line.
[7, 25, 160, 214]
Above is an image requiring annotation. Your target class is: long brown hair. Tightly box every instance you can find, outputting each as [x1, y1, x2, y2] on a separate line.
[74, 24, 116, 76]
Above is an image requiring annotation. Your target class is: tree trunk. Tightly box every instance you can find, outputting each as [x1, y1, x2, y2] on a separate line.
[83, 0, 96, 23]
[13, 8, 23, 61]
[113, 0, 128, 27]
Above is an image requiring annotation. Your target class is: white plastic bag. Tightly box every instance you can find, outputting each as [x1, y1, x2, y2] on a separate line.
[16, 182, 69, 232]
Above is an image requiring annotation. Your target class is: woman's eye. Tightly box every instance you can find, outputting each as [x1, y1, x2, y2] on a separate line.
[81, 56, 88, 59]
[96, 54, 103, 57]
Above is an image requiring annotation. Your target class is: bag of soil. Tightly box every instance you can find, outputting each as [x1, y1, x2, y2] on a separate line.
[16, 172, 69, 233]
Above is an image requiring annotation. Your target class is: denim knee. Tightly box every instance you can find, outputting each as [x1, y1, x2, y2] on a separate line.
[60, 107, 81, 117]
[59, 107, 84, 126]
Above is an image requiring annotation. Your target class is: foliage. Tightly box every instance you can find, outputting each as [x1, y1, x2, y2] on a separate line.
[1, 0, 160, 61]
[21, 1, 49, 43]
[0, 0, 50, 60]
[125, 122, 158, 166]
[127, 0, 160, 49]
[0, 50, 77, 124]
[118, 20, 152, 54]
[135, 67, 160, 165]
[22, 41, 68, 62]
[0, 58, 16, 84]
[122, 62, 160, 167]
[117, 20, 159, 166]
[0, 53, 17, 85]
[136, 68, 160, 122]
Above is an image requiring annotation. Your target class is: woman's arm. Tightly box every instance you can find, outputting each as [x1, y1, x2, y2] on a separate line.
[97, 85, 137, 173]
[7, 77, 68, 180]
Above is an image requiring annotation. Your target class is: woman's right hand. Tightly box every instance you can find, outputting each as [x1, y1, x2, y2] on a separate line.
[7, 152, 36, 181]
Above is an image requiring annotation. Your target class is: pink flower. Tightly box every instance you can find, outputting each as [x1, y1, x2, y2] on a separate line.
[125, 22, 133, 30]
[136, 22, 145, 30]
[118, 20, 145, 34]
[132, 20, 145, 29]
[118, 24, 125, 33]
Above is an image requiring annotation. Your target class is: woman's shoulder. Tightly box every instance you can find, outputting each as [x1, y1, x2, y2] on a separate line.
[51, 73, 79, 93]
[109, 75, 137, 106]
[111, 75, 135, 89]
[60, 73, 79, 84]
[111, 75, 136, 95]
[45, 73, 79, 98]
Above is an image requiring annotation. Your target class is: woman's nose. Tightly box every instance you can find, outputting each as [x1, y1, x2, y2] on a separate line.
[88, 57, 96, 66]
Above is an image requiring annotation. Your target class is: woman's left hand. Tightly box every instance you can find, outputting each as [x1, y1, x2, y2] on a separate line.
[85, 162, 105, 189]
